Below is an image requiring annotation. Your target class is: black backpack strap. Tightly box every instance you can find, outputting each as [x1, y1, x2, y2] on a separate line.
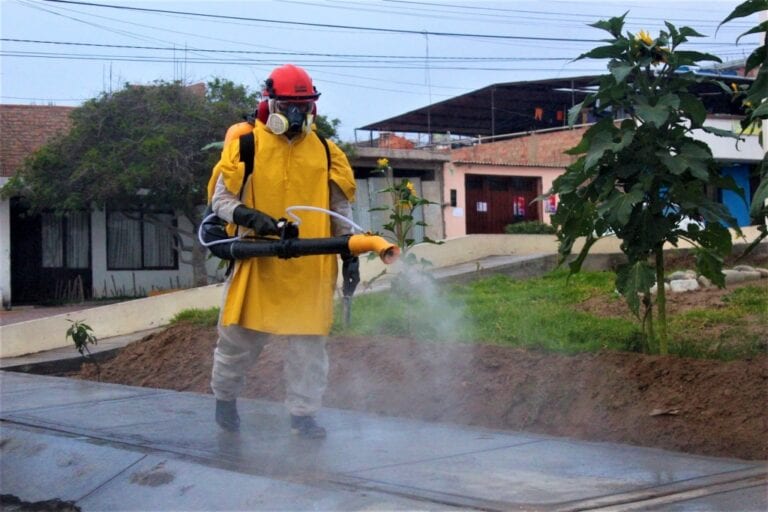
[238, 132, 255, 200]
[317, 134, 331, 172]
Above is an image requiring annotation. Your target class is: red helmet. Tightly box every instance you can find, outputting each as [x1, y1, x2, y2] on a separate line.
[263, 64, 320, 101]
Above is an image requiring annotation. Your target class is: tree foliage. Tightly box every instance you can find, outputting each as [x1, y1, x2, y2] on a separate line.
[547, 14, 745, 354]
[5, 79, 257, 212]
[2, 79, 259, 285]
[719, 0, 768, 251]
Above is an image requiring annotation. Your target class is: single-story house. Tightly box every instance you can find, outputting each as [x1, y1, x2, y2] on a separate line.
[0, 104, 216, 308]
[360, 73, 765, 239]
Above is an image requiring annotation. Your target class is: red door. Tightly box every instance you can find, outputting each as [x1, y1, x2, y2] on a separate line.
[465, 175, 541, 234]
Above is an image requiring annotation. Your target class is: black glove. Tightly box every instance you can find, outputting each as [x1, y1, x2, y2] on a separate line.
[342, 255, 360, 297]
[232, 205, 278, 236]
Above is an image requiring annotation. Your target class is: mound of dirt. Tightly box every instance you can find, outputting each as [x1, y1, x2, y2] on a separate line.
[78, 318, 767, 461]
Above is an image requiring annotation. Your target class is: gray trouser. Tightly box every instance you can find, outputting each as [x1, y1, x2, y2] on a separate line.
[210, 323, 329, 416]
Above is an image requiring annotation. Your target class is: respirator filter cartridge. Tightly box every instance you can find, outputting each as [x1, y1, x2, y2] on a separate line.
[266, 113, 290, 135]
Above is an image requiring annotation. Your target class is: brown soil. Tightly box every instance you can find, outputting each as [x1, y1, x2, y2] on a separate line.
[73, 249, 768, 461]
[76, 292, 767, 462]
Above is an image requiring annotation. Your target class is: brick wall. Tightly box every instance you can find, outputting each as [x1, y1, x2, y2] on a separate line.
[450, 126, 589, 167]
[0, 105, 74, 177]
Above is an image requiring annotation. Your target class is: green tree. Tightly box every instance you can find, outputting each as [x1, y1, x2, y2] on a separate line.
[2, 79, 259, 286]
[547, 14, 743, 355]
[719, 0, 768, 251]
[314, 114, 341, 141]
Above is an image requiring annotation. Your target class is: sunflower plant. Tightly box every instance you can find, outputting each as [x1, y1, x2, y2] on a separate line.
[719, 0, 768, 252]
[370, 157, 441, 261]
[547, 14, 744, 355]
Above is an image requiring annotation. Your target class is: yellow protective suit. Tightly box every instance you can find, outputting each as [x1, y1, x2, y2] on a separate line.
[206, 121, 254, 204]
[215, 122, 356, 335]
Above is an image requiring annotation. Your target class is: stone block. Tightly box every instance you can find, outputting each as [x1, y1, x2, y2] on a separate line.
[723, 269, 762, 284]
[668, 270, 696, 281]
[670, 279, 700, 293]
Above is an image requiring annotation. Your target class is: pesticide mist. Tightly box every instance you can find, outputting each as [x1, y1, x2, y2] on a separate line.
[346, 260, 473, 343]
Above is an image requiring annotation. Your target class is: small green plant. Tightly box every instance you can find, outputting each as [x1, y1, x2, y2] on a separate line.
[504, 221, 556, 235]
[66, 320, 100, 379]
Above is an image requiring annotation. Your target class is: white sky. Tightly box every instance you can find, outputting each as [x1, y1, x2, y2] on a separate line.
[0, 0, 761, 141]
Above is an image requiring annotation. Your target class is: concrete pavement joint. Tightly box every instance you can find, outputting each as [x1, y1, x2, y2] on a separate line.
[550, 466, 768, 511]
[339, 437, 549, 475]
[73, 453, 150, 504]
[578, 478, 767, 512]
[331, 474, 507, 512]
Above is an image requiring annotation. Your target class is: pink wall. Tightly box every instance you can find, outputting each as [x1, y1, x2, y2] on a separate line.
[442, 164, 563, 238]
[443, 127, 588, 238]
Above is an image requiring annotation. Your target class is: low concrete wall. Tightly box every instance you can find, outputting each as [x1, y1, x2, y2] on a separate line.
[358, 234, 626, 281]
[1, 284, 223, 358]
[2, 226, 763, 358]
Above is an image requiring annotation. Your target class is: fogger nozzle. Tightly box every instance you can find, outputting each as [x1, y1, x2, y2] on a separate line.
[348, 234, 400, 264]
[227, 233, 400, 264]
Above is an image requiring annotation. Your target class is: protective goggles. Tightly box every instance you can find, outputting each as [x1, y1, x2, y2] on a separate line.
[275, 100, 314, 115]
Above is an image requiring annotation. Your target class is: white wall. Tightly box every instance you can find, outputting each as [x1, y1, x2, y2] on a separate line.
[0, 177, 11, 309]
[90, 208, 210, 298]
[693, 117, 764, 162]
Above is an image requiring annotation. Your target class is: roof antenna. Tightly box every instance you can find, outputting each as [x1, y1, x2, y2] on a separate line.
[424, 31, 432, 146]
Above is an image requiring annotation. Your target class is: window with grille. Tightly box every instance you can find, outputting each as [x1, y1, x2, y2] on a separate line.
[106, 211, 177, 270]
[41, 211, 90, 269]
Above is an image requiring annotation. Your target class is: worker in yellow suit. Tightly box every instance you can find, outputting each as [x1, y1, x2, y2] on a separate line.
[209, 64, 357, 438]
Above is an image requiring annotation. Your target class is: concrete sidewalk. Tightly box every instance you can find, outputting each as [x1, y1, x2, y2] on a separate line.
[1, 370, 766, 511]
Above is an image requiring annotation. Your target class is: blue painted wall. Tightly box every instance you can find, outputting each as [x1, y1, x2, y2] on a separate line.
[719, 164, 752, 227]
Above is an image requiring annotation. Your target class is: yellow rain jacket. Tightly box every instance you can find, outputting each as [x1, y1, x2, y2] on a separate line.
[215, 122, 356, 335]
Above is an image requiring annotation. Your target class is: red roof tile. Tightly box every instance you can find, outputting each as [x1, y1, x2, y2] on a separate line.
[0, 104, 75, 177]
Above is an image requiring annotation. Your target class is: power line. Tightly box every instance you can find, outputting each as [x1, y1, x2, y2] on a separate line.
[0, 50, 607, 71]
[0, 38, 577, 61]
[39, 0, 757, 46]
[38, 0, 608, 43]
[381, 0, 754, 26]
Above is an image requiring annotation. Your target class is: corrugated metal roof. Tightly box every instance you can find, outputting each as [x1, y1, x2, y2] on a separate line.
[360, 73, 753, 137]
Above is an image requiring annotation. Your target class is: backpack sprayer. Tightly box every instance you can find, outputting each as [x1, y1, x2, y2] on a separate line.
[198, 205, 398, 326]
[198, 205, 399, 264]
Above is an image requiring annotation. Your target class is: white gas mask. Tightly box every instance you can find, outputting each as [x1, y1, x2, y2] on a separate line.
[266, 99, 314, 135]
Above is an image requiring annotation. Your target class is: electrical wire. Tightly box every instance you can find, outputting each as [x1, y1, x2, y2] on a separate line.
[0, 38, 576, 61]
[380, 0, 754, 26]
[40, 0, 753, 45]
[30, 0, 627, 43]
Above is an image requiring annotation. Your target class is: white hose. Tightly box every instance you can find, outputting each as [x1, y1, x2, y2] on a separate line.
[197, 211, 247, 248]
[285, 205, 365, 233]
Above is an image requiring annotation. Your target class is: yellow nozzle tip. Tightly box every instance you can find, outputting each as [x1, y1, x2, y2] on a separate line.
[348, 234, 400, 264]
